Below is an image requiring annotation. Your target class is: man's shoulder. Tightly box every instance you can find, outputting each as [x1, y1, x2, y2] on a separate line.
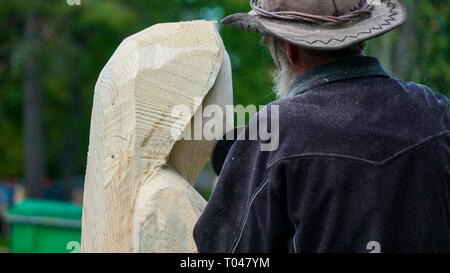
[256, 77, 449, 165]
[394, 79, 449, 104]
[266, 77, 449, 125]
[384, 79, 449, 124]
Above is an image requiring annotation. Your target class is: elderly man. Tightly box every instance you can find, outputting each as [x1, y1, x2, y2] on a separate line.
[194, 0, 450, 253]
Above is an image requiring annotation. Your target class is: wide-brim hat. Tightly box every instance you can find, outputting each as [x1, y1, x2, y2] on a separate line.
[222, 0, 407, 50]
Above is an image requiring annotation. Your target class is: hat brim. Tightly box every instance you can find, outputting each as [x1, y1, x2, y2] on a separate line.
[221, 0, 407, 50]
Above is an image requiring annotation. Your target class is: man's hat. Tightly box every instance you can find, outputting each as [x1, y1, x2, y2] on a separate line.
[221, 0, 407, 50]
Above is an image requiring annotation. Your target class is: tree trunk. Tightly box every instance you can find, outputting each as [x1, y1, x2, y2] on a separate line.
[392, 0, 416, 80]
[23, 11, 44, 199]
[60, 80, 82, 201]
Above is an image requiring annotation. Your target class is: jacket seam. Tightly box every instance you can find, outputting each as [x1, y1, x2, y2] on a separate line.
[267, 131, 450, 170]
[229, 177, 270, 253]
[289, 215, 299, 253]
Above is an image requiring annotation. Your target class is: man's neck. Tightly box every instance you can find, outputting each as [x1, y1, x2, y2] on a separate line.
[295, 53, 363, 75]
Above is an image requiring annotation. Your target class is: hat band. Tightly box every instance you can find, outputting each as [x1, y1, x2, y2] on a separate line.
[250, 0, 374, 25]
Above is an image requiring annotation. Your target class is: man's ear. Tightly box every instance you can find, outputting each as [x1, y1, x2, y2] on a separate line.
[285, 43, 299, 69]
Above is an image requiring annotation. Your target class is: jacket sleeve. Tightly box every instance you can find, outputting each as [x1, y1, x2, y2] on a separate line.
[194, 105, 294, 253]
[230, 161, 295, 253]
[194, 153, 295, 253]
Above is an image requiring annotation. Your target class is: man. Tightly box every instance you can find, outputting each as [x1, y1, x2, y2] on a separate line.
[194, 0, 450, 253]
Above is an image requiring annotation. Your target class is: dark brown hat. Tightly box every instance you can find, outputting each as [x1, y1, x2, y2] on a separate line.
[221, 0, 407, 50]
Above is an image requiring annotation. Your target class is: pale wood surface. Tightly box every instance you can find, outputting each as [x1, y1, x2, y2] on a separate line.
[133, 166, 206, 252]
[81, 20, 225, 252]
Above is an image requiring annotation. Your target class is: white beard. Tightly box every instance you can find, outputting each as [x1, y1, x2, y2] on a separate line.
[265, 37, 298, 99]
[271, 62, 297, 99]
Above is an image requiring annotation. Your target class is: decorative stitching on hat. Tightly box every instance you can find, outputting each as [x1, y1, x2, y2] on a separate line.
[228, 0, 402, 47]
[285, 0, 399, 45]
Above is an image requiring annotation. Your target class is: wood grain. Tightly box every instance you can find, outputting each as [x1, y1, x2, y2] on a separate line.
[81, 20, 225, 252]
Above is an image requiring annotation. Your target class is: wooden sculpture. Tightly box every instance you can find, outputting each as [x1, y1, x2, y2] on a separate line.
[81, 20, 233, 252]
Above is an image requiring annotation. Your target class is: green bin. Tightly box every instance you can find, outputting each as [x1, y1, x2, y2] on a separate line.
[6, 199, 82, 253]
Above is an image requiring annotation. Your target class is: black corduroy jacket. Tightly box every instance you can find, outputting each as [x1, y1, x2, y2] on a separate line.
[194, 56, 450, 253]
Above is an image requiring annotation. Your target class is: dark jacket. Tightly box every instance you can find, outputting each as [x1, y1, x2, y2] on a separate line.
[194, 56, 450, 253]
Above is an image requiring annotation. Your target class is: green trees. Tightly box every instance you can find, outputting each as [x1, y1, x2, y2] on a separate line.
[0, 0, 448, 198]
[366, 0, 450, 95]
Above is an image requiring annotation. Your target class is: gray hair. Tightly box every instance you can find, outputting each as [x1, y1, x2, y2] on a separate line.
[262, 36, 366, 99]
[262, 36, 298, 99]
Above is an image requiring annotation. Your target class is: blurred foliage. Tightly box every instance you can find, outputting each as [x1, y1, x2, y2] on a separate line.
[0, 0, 448, 185]
[366, 0, 450, 94]
[0, 236, 8, 248]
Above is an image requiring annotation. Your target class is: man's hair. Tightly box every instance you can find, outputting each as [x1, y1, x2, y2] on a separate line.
[262, 36, 366, 60]
[262, 36, 366, 99]
[264, 37, 298, 99]
[301, 41, 367, 59]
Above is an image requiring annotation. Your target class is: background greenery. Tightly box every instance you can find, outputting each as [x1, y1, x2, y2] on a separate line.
[0, 0, 448, 198]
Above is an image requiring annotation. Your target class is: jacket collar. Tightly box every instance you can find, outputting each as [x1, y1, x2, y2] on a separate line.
[288, 56, 390, 96]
